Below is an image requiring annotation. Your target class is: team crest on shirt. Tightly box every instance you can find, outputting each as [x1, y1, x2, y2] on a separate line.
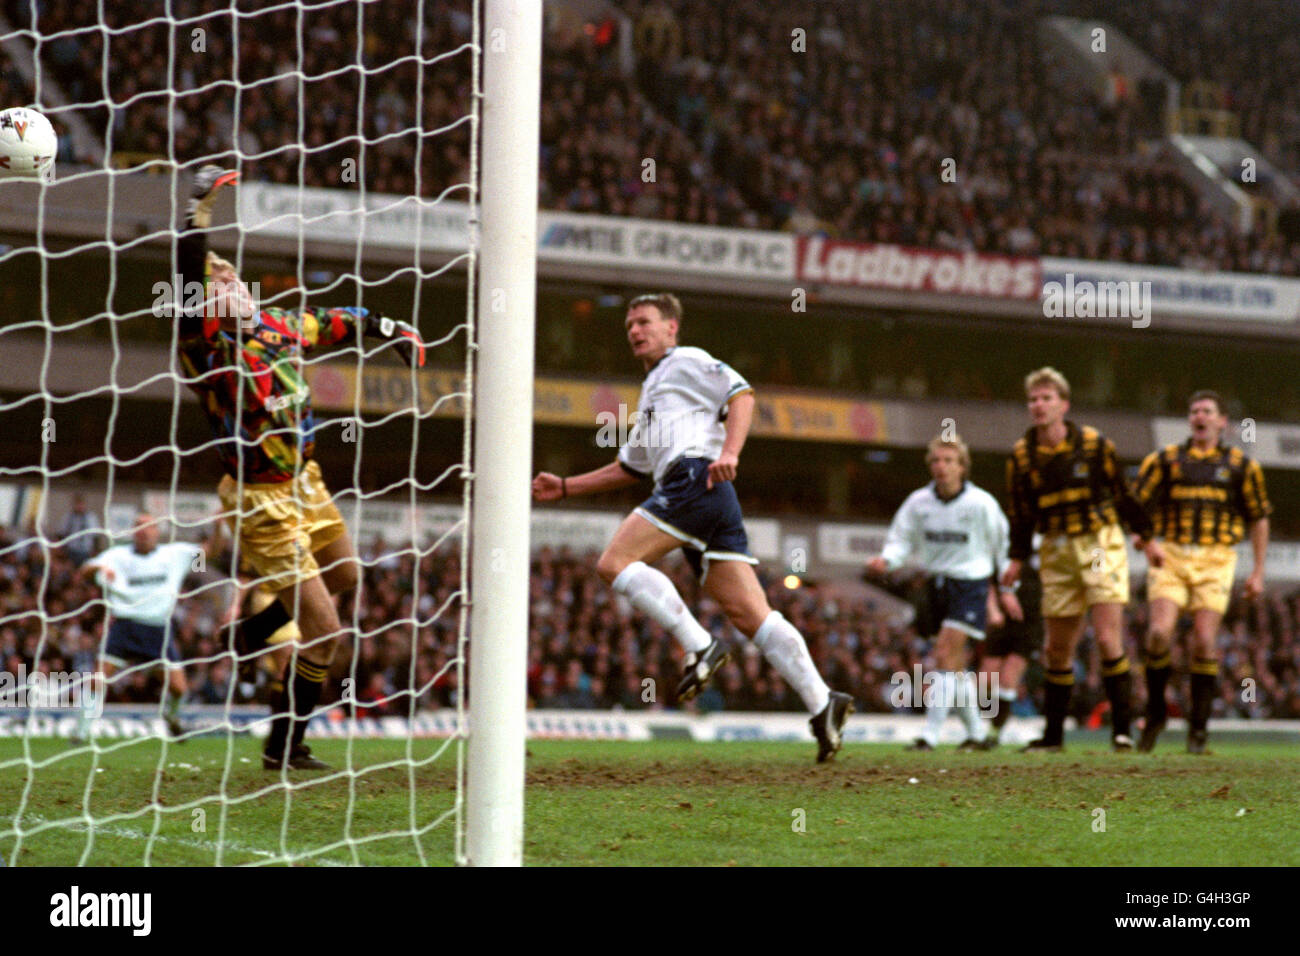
[1073, 462, 1089, 479]
[1215, 466, 1230, 483]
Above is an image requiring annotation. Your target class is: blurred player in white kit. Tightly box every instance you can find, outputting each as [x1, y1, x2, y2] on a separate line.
[867, 436, 1020, 750]
[73, 510, 223, 741]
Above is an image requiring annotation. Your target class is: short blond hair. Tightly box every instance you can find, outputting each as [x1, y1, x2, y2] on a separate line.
[1024, 366, 1070, 400]
[206, 250, 238, 278]
[627, 292, 683, 324]
[926, 435, 970, 474]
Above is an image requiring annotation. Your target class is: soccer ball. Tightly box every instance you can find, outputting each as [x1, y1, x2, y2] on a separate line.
[0, 107, 58, 182]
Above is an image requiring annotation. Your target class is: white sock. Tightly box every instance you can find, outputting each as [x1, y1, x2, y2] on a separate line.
[957, 672, 986, 741]
[75, 685, 98, 740]
[922, 671, 952, 746]
[752, 610, 830, 715]
[612, 561, 711, 653]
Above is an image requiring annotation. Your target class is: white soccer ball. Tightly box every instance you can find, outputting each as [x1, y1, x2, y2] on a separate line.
[0, 107, 58, 181]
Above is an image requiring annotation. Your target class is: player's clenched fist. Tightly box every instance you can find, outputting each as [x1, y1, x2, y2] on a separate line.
[706, 452, 738, 489]
[532, 472, 565, 501]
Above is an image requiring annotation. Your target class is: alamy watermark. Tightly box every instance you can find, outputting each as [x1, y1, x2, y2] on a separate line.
[1042, 273, 1151, 328]
[50, 886, 151, 936]
[0, 665, 102, 716]
[596, 403, 709, 449]
[151, 274, 261, 329]
[889, 665, 1000, 716]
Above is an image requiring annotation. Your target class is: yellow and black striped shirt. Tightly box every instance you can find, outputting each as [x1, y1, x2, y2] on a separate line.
[1006, 421, 1153, 560]
[1135, 441, 1271, 546]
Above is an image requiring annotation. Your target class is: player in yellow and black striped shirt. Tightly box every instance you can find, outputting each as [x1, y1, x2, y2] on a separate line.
[1003, 367, 1162, 752]
[1134, 390, 1271, 754]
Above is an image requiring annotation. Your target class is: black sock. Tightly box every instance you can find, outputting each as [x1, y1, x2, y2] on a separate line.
[265, 675, 284, 706]
[1102, 655, 1133, 737]
[241, 599, 291, 652]
[287, 657, 328, 752]
[263, 662, 292, 759]
[1144, 652, 1172, 724]
[1190, 662, 1218, 733]
[1042, 669, 1074, 744]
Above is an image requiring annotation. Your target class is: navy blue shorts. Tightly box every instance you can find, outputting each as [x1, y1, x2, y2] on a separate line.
[103, 618, 181, 666]
[914, 575, 990, 640]
[635, 457, 757, 580]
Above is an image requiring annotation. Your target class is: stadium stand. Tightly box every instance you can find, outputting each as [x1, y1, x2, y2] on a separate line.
[10, 0, 1299, 273]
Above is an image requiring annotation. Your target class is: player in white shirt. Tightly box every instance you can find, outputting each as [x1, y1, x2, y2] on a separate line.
[867, 436, 1022, 750]
[72, 510, 222, 740]
[532, 293, 853, 762]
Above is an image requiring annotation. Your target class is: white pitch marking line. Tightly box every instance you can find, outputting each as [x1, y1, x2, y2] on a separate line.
[22, 815, 349, 866]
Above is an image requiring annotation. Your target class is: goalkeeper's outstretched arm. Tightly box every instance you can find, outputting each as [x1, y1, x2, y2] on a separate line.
[279, 306, 425, 368]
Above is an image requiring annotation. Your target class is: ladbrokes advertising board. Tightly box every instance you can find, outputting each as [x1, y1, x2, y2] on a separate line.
[796, 236, 1041, 299]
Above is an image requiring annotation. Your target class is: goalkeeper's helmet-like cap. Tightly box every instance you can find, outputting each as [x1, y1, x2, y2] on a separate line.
[204, 251, 257, 322]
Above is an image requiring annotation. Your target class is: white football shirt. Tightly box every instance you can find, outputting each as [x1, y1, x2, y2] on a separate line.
[881, 481, 1010, 580]
[91, 542, 202, 626]
[617, 346, 753, 486]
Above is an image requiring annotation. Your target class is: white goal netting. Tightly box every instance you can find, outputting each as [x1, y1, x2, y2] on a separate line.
[0, 0, 479, 866]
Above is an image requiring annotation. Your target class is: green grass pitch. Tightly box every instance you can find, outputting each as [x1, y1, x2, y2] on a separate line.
[2, 736, 1297, 866]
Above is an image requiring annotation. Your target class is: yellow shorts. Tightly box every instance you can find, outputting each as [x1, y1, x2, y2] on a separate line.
[1039, 523, 1130, 618]
[218, 459, 346, 591]
[1147, 541, 1237, 615]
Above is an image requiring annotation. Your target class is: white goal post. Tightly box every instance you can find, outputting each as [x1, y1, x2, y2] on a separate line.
[466, 0, 542, 867]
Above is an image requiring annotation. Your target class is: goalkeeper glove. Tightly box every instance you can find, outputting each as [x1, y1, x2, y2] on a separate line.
[365, 311, 425, 367]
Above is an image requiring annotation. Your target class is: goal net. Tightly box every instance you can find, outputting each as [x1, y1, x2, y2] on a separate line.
[0, 0, 487, 866]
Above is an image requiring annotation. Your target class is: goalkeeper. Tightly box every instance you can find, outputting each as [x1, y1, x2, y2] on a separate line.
[173, 165, 424, 770]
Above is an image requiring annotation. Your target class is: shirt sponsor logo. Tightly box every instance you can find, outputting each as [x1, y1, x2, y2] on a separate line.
[924, 530, 970, 543]
[125, 574, 168, 587]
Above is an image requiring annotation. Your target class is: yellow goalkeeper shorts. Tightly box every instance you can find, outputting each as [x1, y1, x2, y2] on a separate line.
[218, 459, 346, 591]
[1039, 523, 1130, 618]
[1147, 541, 1237, 615]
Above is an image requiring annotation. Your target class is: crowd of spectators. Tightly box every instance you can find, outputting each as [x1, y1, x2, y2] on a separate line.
[1088, 0, 1300, 185]
[4, 520, 1300, 726]
[7, 0, 1300, 274]
[625, 0, 1300, 273]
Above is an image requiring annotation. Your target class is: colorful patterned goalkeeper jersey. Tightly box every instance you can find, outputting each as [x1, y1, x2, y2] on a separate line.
[177, 306, 368, 484]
